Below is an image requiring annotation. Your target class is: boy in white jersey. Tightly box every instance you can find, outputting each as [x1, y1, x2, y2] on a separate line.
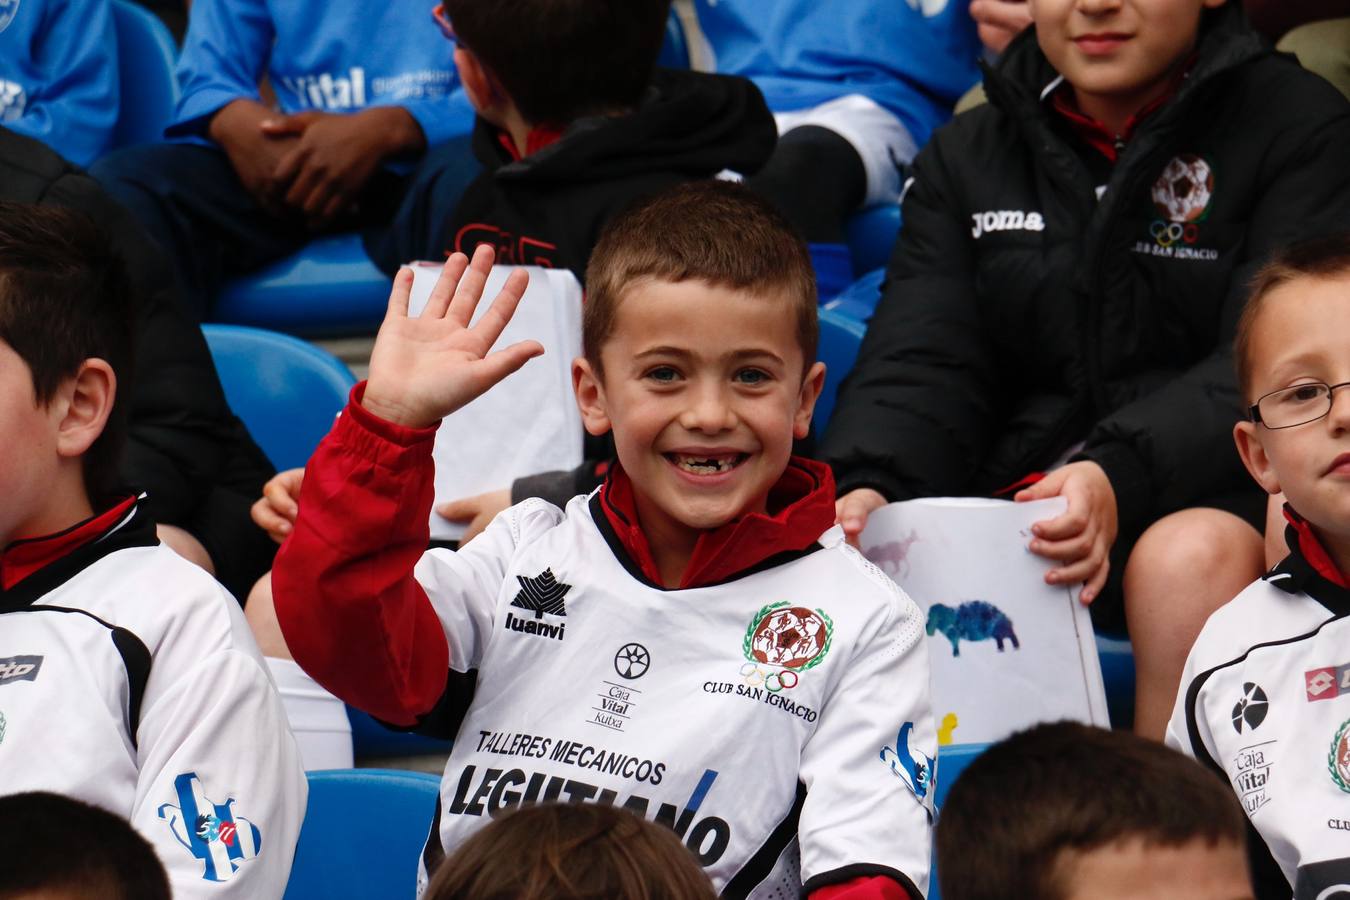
[1168, 233, 1350, 899]
[0, 203, 305, 897]
[272, 181, 936, 899]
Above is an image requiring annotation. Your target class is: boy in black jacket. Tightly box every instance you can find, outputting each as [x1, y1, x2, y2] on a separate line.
[822, 0, 1350, 738]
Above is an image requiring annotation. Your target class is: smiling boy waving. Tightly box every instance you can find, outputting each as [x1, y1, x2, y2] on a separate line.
[272, 183, 936, 900]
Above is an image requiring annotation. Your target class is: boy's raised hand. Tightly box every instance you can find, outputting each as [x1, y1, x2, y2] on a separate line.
[362, 246, 544, 429]
[1015, 460, 1118, 604]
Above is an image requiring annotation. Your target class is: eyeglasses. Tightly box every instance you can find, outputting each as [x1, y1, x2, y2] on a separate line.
[1250, 381, 1350, 429]
[431, 3, 455, 42]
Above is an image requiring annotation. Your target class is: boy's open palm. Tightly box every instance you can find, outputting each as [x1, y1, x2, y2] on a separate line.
[362, 246, 544, 429]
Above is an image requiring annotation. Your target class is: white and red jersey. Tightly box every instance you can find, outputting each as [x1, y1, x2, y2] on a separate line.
[0, 497, 306, 898]
[1167, 510, 1350, 899]
[274, 389, 937, 900]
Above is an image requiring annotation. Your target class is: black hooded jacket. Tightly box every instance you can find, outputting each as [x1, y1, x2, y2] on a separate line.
[0, 127, 277, 599]
[821, 5, 1350, 536]
[437, 67, 776, 277]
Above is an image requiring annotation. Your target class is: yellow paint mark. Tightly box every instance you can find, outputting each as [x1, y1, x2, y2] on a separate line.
[937, 712, 959, 746]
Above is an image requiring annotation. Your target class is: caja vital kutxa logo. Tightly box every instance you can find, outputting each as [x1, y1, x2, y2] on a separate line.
[504, 569, 570, 641]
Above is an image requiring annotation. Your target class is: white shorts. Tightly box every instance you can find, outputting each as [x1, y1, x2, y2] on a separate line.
[773, 94, 916, 207]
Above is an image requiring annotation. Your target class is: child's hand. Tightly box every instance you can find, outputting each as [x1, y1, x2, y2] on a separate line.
[436, 488, 512, 545]
[835, 487, 889, 548]
[1015, 461, 1118, 604]
[251, 467, 305, 543]
[362, 246, 544, 429]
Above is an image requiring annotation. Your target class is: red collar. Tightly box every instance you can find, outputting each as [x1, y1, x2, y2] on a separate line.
[1048, 55, 1194, 162]
[1, 496, 139, 591]
[1284, 505, 1349, 589]
[495, 123, 566, 161]
[597, 457, 837, 589]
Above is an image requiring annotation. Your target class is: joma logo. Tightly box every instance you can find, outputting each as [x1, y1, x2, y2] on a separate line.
[971, 210, 1045, 239]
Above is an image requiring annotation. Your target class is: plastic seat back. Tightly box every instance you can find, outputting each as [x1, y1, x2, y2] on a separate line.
[109, 0, 179, 148]
[201, 325, 356, 471]
[814, 306, 867, 434]
[283, 769, 440, 900]
[846, 204, 902, 277]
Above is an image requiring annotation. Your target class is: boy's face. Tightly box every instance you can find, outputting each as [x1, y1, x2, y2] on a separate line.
[1055, 837, 1253, 900]
[1234, 274, 1350, 546]
[1030, 0, 1224, 117]
[0, 339, 63, 543]
[574, 278, 824, 547]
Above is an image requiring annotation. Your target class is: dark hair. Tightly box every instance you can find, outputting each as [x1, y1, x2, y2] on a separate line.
[935, 721, 1247, 900]
[0, 792, 170, 900]
[583, 180, 818, 376]
[0, 202, 134, 503]
[442, 0, 671, 126]
[1235, 232, 1350, 401]
[427, 803, 717, 900]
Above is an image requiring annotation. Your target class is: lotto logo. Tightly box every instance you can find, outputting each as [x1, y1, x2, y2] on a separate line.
[1306, 665, 1350, 702]
[0, 656, 42, 685]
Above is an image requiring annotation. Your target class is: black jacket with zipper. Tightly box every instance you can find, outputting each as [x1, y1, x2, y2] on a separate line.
[821, 5, 1350, 536]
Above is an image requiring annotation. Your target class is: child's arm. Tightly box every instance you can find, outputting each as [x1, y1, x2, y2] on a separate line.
[821, 136, 1000, 523]
[131, 596, 306, 897]
[272, 248, 544, 725]
[797, 583, 936, 899]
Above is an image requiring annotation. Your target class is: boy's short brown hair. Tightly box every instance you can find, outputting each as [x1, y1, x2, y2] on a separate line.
[583, 180, 818, 377]
[426, 802, 717, 900]
[935, 721, 1246, 900]
[442, 0, 671, 126]
[0, 202, 134, 503]
[1235, 233, 1350, 401]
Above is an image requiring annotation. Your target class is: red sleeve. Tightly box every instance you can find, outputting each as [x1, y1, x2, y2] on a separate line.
[809, 875, 917, 900]
[271, 383, 448, 726]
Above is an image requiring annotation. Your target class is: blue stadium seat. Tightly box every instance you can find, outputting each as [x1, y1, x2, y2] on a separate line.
[283, 769, 440, 900]
[823, 267, 884, 321]
[658, 6, 691, 68]
[201, 324, 355, 471]
[814, 306, 867, 433]
[214, 235, 393, 338]
[1096, 634, 1136, 730]
[346, 708, 453, 759]
[109, 0, 180, 149]
[929, 741, 990, 900]
[846, 203, 901, 277]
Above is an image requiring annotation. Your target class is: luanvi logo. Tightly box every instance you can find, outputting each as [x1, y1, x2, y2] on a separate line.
[505, 569, 570, 641]
[0, 656, 42, 685]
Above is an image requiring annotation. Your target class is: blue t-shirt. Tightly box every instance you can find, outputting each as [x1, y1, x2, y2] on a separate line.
[0, 0, 118, 167]
[170, 0, 472, 146]
[692, 0, 982, 149]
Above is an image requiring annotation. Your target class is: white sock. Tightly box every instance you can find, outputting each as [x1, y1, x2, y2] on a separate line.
[267, 657, 354, 771]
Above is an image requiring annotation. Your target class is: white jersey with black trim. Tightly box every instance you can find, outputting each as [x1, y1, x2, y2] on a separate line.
[1166, 535, 1350, 898]
[408, 492, 936, 899]
[0, 500, 306, 897]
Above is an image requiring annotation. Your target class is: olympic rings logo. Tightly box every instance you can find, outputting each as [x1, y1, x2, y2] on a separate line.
[739, 662, 799, 693]
[1149, 220, 1200, 248]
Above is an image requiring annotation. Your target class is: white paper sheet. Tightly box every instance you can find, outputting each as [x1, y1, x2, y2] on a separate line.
[408, 263, 584, 540]
[860, 497, 1109, 745]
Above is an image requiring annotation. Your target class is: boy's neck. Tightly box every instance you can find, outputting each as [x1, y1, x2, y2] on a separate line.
[1311, 523, 1350, 588]
[1067, 50, 1196, 139]
[6, 471, 94, 547]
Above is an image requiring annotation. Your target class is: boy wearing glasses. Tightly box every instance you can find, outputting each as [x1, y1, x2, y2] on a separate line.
[1168, 234, 1350, 899]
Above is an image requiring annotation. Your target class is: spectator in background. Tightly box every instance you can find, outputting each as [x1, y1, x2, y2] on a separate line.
[0, 793, 171, 900]
[427, 804, 717, 900]
[936, 722, 1253, 900]
[0, 0, 118, 167]
[822, 0, 1350, 740]
[92, 0, 472, 321]
[677, 0, 982, 253]
[2, 125, 279, 608]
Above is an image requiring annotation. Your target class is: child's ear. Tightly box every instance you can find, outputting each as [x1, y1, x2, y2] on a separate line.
[572, 357, 613, 437]
[455, 48, 499, 117]
[793, 361, 828, 440]
[1233, 420, 1282, 495]
[53, 359, 116, 460]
